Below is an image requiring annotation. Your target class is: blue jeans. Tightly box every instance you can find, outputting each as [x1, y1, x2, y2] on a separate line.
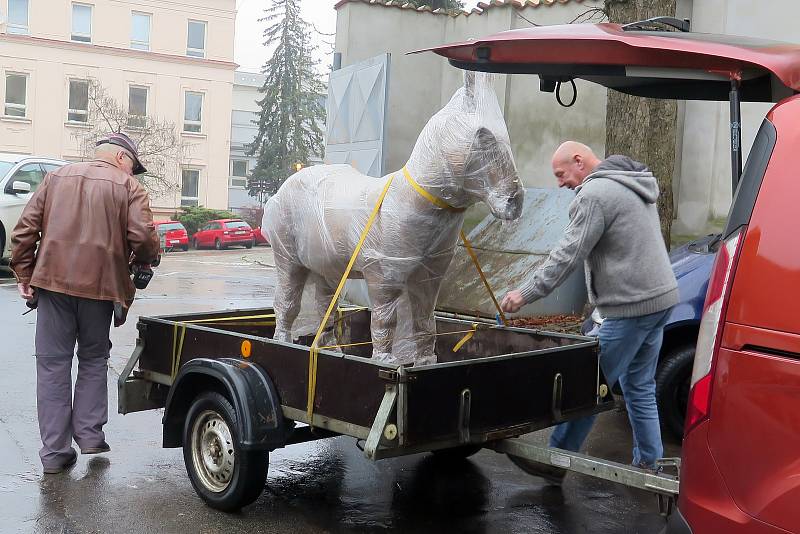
[550, 308, 671, 468]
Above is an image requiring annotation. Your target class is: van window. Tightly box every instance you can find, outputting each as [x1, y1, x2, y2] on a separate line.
[724, 119, 777, 238]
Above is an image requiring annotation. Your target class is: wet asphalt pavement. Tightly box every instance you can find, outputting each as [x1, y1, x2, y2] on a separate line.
[0, 249, 680, 533]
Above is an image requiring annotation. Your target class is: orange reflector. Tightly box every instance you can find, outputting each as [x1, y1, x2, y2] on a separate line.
[241, 340, 252, 358]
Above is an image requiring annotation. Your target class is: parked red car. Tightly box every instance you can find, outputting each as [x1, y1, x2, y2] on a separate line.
[429, 22, 800, 533]
[252, 226, 270, 246]
[192, 219, 254, 250]
[154, 220, 189, 252]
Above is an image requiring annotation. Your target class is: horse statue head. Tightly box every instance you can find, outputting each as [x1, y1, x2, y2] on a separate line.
[405, 71, 524, 221]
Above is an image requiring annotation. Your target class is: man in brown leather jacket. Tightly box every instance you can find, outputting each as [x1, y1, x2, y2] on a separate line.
[11, 132, 159, 474]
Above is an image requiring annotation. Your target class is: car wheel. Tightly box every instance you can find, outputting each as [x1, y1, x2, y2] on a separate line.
[245, 239, 253, 249]
[183, 391, 269, 512]
[656, 345, 695, 441]
[181, 245, 189, 252]
[192, 238, 200, 250]
[215, 239, 224, 250]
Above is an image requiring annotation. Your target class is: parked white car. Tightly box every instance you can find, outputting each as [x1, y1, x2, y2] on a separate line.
[0, 153, 67, 262]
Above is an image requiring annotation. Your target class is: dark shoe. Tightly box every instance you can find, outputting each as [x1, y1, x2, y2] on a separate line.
[81, 441, 111, 455]
[633, 461, 662, 475]
[43, 449, 78, 475]
[507, 454, 567, 485]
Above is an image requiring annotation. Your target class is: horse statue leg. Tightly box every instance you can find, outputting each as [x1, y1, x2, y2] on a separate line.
[273, 262, 309, 343]
[406, 253, 453, 365]
[364, 269, 403, 363]
[309, 273, 340, 350]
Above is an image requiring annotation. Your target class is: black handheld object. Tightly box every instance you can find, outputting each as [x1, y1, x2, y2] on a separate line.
[22, 290, 38, 315]
[131, 264, 154, 289]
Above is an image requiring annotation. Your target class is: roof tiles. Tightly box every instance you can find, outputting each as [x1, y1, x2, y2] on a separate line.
[334, 0, 585, 17]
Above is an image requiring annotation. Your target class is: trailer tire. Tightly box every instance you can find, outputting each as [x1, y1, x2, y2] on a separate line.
[431, 445, 482, 461]
[183, 391, 268, 511]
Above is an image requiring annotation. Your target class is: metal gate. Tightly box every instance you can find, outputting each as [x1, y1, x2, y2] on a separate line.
[324, 53, 390, 177]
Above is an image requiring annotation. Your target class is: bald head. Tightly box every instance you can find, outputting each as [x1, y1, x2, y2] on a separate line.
[94, 143, 135, 175]
[551, 141, 602, 189]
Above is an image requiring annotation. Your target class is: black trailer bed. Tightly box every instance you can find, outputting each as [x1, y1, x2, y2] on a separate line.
[120, 307, 613, 458]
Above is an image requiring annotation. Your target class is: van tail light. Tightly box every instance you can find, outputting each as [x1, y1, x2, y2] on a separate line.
[684, 229, 745, 437]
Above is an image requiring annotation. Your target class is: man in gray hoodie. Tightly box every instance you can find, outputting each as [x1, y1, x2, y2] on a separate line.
[501, 141, 678, 482]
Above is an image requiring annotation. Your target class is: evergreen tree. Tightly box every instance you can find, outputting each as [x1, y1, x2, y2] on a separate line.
[247, 0, 325, 201]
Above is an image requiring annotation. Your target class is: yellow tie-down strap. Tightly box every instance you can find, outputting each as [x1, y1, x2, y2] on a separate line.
[459, 231, 507, 326]
[307, 174, 396, 422]
[306, 167, 509, 422]
[403, 166, 466, 213]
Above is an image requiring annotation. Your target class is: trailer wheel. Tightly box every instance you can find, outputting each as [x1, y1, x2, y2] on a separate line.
[431, 445, 482, 461]
[183, 391, 268, 511]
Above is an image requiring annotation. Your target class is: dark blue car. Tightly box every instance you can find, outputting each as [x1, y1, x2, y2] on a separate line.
[582, 233, 719, 440]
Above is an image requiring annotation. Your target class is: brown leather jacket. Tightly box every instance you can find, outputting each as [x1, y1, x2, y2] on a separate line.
[11, 160, 159, 323]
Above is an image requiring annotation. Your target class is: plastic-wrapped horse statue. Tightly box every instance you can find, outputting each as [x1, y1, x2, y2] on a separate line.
[263, 71, 524, 365]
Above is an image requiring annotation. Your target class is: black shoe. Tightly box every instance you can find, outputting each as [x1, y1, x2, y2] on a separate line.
[43, 449, 78, 475]
[507, 454, 567, 485]
[81, 441, 111, 455]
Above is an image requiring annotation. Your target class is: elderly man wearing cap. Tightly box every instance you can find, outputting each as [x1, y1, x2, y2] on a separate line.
[11, 132, 159, 474]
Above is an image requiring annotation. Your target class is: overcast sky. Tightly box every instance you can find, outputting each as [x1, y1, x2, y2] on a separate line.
[234, 0, 480, 74]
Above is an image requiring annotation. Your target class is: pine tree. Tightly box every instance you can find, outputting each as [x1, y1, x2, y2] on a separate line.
[247, 0, 325, 201]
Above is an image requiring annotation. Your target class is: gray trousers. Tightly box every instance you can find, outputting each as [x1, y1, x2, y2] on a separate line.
[35, 289, 113, 469]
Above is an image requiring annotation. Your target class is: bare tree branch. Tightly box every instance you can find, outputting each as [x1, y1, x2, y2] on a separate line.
[71, 79, 191, 197]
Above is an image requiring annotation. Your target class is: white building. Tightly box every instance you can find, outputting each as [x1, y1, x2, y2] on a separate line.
[228, 71, 264, 213]
[0, 0, 236, 219]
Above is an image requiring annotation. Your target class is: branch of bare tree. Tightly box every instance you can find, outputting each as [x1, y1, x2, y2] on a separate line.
[70, 79, 192, 198]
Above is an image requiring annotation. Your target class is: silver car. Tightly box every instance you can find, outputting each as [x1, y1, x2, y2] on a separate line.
[0, 153, 68, 262]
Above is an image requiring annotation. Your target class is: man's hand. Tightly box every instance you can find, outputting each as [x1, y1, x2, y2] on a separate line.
[17, 282, 34, 301]
[500, 290, 525, 314]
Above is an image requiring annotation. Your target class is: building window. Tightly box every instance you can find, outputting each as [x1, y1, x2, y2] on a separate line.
[230, 159, 248, 188]
[183, 91, 202, 133]
[4, 73, 27, 117]
[7, 0, 29, 34]
[131, 12, 151, 51]
[186, 20, 206, 58]
[128, 86, 147, 128]
[68, 79, 89, 122]
[71, 3, 92, 43]
[181, 168, 199, 206]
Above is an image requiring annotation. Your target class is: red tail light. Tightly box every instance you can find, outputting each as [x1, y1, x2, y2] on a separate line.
[684, 229, 744, 437]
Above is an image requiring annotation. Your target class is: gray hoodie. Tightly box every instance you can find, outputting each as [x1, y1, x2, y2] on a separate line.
[518, 155, 678, 318]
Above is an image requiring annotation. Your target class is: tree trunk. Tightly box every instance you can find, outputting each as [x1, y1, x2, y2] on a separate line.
[605, 0, 678, 247]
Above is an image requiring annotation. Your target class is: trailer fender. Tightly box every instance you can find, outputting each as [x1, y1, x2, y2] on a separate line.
[162, 357, 286, 451]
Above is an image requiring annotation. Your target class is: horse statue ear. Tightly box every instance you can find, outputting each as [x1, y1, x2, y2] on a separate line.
[463, 70, 477, 108]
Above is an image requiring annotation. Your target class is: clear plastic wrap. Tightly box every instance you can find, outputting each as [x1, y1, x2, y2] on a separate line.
[263, 71, 524, 365]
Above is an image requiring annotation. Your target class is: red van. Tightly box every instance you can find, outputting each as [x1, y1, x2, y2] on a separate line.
[428, 21, 800, 533]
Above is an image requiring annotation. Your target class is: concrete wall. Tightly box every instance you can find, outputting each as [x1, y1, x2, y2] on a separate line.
[673, 0, 798, 234]
[0, 0, 236, 217]
[333, 1, 607, 188]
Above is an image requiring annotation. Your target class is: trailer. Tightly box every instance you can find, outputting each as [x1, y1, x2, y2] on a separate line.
[119, 305, 646, 511]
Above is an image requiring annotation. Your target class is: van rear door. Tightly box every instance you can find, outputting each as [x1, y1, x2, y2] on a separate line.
[707, 99, 800, 532]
